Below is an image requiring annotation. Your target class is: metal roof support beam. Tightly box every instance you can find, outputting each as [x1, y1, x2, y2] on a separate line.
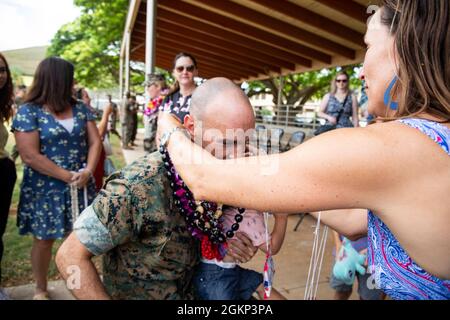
[125, 32, 131, 95]
[119, 47, 124, 99]
[120, 0, 142, 62]
[145, 0, 157, 79]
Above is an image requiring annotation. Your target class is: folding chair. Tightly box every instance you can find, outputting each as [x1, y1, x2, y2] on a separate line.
[283, 131, 306, 152]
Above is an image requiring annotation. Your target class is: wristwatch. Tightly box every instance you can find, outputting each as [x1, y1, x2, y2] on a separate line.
[160, 127, 187, 149]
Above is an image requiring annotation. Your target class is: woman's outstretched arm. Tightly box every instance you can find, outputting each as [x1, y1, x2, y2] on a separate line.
[160, 113, 401, 215]
[310, 209, 368, 240]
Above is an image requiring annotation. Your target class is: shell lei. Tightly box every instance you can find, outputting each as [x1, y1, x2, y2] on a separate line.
[70, 184, 88, 226]
[70, 184, 79, 225]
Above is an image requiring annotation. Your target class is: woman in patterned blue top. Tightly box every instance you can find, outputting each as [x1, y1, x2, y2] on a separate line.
[317, 71, 359, 129]
[158, 0, 450, 299]
[12, 57, 101, 300]
[160, 53, 198, 124]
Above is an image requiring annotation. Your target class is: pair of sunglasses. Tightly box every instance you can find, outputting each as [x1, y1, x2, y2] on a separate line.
[0, 67, 7, 73]
[336, 79, 348, 83]
[175, 65, 195, 73]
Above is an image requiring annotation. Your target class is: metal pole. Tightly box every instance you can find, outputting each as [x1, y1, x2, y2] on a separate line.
[145, 0, 157, 80]
[277, 75, 283, 126]
[119, 50, 124, 99]
[285, 104, 289, 129]
[125, 32, 130, 95]
[143, 0, 157, 152]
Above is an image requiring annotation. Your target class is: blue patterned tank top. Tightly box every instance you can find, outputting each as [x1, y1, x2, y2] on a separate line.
[367, 118, 450, 300]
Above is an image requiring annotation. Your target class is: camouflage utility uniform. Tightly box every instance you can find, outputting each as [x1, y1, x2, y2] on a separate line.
[122, 100, 137, 147]
[74, 152, 199, 300]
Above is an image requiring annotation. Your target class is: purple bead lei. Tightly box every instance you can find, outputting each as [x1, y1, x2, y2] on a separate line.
[159, 144, 246, 250]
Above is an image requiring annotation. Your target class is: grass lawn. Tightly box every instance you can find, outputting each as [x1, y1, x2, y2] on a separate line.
[2, 130, 126, 287]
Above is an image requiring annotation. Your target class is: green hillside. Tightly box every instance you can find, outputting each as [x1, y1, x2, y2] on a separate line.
[2, 46, 48, 76]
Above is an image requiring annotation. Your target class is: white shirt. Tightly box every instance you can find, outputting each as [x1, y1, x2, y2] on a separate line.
[57, 118, 74, 133]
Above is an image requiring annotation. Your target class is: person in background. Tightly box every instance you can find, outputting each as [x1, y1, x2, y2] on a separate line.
[10, 85, 27, 162]
[317, 71, 359, 129]
[76, 87, 105, 191]
[14, 85, 27, 108]
[12, 57, 101, 300]
[0, 52, 17, 300]
[122, 93, 137, 150]
[94, 95, 114, 190]
[106, 94, 120, 139]
[130, 95, 138, 147]
[160, 52, 198, 124]
[76, 88, 99, 119]
[329, 222, 384, 300]
[143, 74, 166, 153]
[360, 81, 375, 123]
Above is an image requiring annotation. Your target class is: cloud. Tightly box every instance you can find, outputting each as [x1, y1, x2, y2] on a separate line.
[0, 0, 81, 51]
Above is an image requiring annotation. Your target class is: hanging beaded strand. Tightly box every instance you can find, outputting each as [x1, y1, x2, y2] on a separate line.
[70, 184, 79, 225]
[159, 144, 246, 260]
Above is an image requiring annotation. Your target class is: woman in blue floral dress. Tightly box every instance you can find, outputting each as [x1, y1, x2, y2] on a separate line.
[12, 57, 101, 299]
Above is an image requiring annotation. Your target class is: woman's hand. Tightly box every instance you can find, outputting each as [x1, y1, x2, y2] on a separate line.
[156, 111, 182, 141]
[62, 170, 75, 184]
[71, 170, 91, 188]
[328, 116, 337, 125]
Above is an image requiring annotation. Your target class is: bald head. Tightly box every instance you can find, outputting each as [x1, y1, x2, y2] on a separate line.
[190, 77, 254, 124]
[184, 77, 256, 159]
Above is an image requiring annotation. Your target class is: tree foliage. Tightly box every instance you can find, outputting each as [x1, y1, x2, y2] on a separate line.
[48, 0, 128, 90]
[10, 67, 25, 87]
[246, 65, 362, 107]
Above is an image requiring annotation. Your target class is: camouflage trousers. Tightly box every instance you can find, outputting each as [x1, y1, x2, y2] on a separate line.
[122, 115, 137, 146]
[144, 115, 158, 153]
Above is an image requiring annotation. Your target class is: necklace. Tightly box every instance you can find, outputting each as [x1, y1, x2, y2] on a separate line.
[144, 96, 163, 117]
[159, 145, 245, 260]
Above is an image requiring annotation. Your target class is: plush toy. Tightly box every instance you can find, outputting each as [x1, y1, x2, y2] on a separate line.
[332, 237, 367, 285]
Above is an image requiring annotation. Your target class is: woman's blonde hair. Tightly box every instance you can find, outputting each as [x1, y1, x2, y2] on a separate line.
[380, 0, 450, 122]
[330, 71, 350, 96]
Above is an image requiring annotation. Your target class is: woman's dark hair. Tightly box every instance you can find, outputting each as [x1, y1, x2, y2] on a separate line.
[25, 57, 77, 114]
[75, 88, 84, 101]
[380, 0, 450, 122]
[168, 52, 198, 95]
[0, 53, 14, 122]
[172, 52, 198, 70]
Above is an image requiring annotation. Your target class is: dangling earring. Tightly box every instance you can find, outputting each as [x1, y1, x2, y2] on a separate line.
[383, 76, 399, 110]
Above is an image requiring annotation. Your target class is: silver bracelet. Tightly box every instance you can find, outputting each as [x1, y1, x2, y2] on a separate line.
[160, 127, 188, 149]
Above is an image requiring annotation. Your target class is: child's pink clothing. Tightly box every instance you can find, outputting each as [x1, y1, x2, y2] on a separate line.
[221, 207, 269, 247]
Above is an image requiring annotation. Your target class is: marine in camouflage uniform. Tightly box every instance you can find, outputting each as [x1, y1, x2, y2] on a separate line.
[121, 96, 137, 148]
[73, 151, 199, 300]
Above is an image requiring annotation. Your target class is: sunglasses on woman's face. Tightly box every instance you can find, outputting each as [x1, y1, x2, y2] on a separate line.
[0, 67, 7, 73]
[336, 79, 348, 83]
[175, 65, 195, 73]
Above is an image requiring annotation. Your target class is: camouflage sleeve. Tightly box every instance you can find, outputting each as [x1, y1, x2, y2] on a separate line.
[89, 174, 136, 248]
[73, 206, 115, 256]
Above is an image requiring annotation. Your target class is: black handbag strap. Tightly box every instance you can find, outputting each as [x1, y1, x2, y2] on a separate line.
[335, 94, 349, 124]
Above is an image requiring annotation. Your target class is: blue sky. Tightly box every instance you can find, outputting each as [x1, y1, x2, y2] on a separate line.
[0, 0, 80, 51]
